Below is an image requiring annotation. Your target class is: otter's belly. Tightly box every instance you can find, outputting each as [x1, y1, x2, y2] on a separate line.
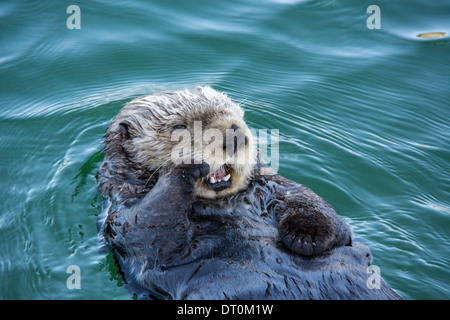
[138, 238, 400, 300]
[132, 202, 397, 300]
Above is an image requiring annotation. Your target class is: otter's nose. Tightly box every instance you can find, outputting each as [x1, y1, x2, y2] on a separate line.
[223, 124, 248, 156]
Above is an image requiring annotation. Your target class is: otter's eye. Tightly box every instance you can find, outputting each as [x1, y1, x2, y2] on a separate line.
[173, 124, 187, 130]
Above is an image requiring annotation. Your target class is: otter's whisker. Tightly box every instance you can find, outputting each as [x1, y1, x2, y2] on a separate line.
[144, 158, 172, 188]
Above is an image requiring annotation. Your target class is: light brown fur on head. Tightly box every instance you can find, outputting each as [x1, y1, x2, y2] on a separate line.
[105, 86, 256, 199]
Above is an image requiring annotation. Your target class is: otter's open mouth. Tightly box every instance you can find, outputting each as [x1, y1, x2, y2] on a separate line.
[204, 164, 232, 191]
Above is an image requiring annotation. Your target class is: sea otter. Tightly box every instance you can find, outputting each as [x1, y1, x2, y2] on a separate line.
[97, 86, 401, 299]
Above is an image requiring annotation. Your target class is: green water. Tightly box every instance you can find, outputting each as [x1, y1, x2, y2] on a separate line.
[1, 0, 449, 300]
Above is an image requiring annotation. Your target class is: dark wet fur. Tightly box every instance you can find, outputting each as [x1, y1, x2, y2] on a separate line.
[97, 150, 402, 299]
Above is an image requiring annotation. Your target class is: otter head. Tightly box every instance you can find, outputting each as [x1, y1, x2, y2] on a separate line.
[110, 86, 256, 199]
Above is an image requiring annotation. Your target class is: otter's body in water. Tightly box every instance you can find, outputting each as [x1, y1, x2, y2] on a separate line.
[97, 86, 401, 299]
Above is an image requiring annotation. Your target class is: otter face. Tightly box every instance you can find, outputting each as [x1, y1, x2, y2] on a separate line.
[112, 86, 256, 199]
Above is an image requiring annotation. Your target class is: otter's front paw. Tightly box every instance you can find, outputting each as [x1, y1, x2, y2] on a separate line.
[278, 210, 335, 256]
[171, 162, 210, 184]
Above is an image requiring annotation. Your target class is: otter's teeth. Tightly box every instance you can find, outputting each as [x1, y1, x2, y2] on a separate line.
[206, 165, 231, 184]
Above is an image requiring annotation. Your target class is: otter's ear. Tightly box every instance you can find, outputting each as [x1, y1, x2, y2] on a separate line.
[118, 121, 132, 140]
